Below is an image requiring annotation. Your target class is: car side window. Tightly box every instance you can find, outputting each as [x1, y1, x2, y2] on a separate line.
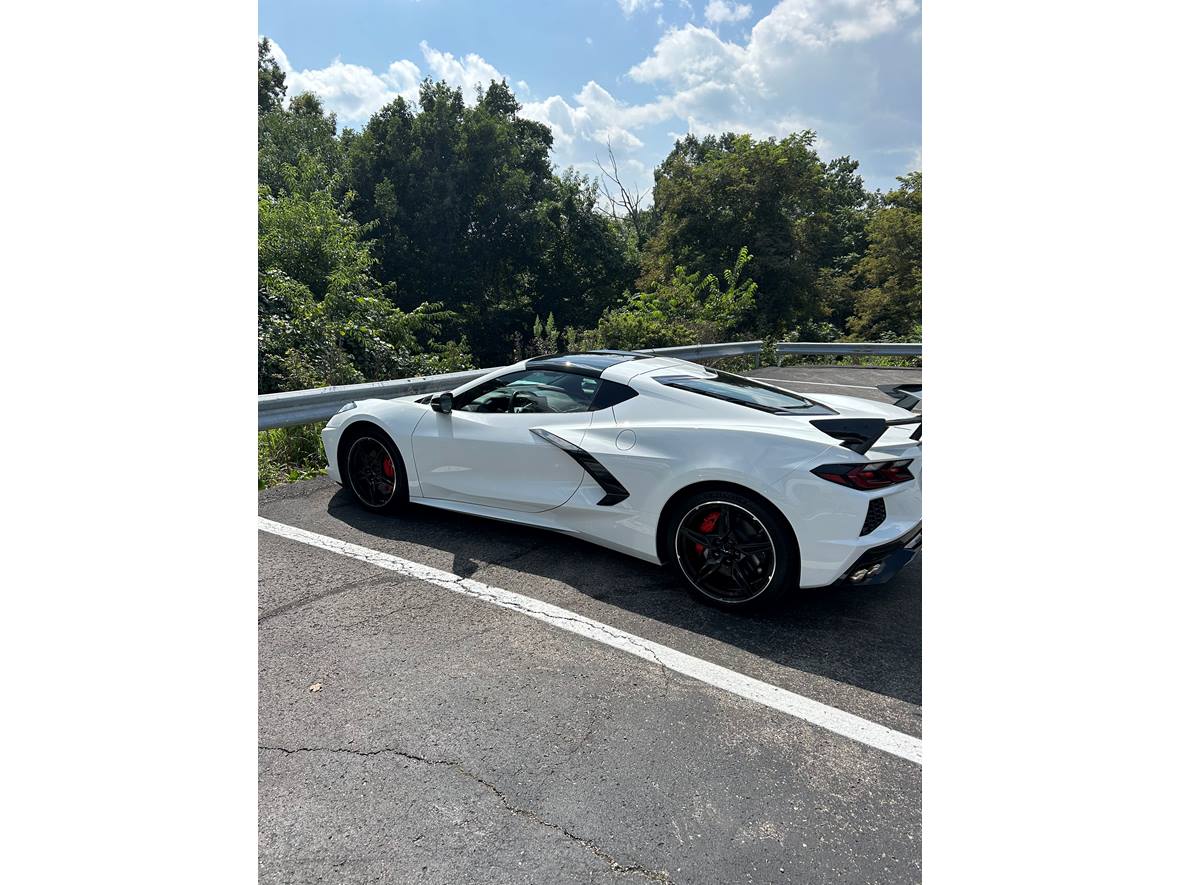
[453, 370, 602, 414]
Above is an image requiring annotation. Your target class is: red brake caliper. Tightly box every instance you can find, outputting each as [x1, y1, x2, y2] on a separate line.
[695, 511, 721, 555]
[382, 457, 394, 480]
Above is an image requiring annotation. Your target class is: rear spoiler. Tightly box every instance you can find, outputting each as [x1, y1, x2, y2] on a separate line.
[811, 384, 922, 453]
[877, 383, 922, 411]
[809, 416, 921, 454]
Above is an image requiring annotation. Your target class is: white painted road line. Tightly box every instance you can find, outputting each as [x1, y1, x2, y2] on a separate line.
[259, 516, 923, 765]
[751, 377, 881, 391]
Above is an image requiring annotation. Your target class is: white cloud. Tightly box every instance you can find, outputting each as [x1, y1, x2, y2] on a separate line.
[628, 24, 747, 89]
[265, 38, 510, 125]
[268, 38, 422, 121]
[748, 0, 920, 50]
[576, 81, 673, 130]
[631, 0, 921, 94]
[617, 0, 662, 15]
[384, 59, 424, 94]
[516, 79, 530, 94]
[627, 1, 920, 139]
[704, 1, 753, 24]
[520, 82, 673, 154]
[603, 0, 920, 194]
[596, 126, 644, 150]
[267, 39, 292, 71]
[418, 41, 509, 104]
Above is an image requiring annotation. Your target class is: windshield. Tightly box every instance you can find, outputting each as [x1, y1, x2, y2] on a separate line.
[657, 370, 822, 414]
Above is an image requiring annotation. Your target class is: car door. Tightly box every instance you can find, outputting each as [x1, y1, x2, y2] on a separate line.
[411, 369, 602, 513]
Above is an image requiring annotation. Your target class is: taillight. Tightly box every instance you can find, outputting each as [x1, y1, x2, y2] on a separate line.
[812, 459, 914, 490]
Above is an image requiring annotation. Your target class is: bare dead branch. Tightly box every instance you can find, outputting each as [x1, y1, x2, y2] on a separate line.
[594, 141, 648, 246]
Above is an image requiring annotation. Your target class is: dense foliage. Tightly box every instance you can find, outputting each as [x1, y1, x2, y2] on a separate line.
[592, 247, 759, 350]
[257, 40, 921, 393]
[258, 157, 472, 393]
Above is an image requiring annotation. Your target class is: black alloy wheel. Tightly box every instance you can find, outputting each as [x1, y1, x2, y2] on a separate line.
[670, 493, 793, 608]
[345, 435, 401, 511]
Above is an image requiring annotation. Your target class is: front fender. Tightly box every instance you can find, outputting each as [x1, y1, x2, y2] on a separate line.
[321, 397, 431, 491]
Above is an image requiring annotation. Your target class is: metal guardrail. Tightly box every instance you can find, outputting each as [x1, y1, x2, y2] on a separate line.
[258, 368, 491, 431]
[259, 340, 916, 430]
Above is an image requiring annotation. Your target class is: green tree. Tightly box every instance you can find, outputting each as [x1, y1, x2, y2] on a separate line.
[258, 38, 286, 115]
[845, 172, 922, 339]
[258, 158, 469, 392]
[642, 132, 871, 334]
[531, 170, 638, 331]
[525, 311, 560, 356]
[592, 247, 758, 350]
[342, 80, 556, 364]
[342, 80, 635, 365]
[259, 91, 342, 197]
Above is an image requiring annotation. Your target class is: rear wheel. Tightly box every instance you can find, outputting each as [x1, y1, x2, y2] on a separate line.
[342, 428, 408, 514]
[665, 490, 795, 610]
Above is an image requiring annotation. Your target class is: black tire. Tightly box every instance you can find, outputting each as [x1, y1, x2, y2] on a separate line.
[340, 426, 409, 514]
[663, 490, 797, 610]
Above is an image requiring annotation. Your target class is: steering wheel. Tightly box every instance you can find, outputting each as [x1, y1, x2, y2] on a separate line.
[510, 389, 544, 413]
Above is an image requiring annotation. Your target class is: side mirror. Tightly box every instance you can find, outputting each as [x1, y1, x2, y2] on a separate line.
[431, 391, 453, 414]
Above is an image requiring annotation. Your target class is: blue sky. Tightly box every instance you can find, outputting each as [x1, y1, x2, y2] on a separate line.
[260, 0, 921, 197]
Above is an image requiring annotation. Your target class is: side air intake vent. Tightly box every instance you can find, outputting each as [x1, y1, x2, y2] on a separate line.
[860, 497, 887, 536]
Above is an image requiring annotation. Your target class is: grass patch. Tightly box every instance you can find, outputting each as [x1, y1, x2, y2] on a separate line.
[259, 422, 328, 490]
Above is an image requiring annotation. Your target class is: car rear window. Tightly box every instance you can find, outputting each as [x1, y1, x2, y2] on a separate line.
[656, 370, 825, 414]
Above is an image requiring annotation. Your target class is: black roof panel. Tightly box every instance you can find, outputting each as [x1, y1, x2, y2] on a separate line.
[524, 351, 652, 377]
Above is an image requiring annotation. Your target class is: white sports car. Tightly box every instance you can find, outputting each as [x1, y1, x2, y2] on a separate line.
[321, 351, 922, 609]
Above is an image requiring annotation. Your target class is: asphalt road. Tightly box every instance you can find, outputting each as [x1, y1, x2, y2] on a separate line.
[259, 366, 922, 884]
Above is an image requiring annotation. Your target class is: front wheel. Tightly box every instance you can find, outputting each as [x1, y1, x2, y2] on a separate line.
[664, 491, 796, 610]
[342, 428, 408, 514]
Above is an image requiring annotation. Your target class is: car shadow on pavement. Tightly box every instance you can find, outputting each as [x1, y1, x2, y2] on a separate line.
[326, 488, 921, 707]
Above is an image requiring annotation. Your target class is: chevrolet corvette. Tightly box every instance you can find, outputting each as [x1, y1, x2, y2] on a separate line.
[321, 351, 922, 609]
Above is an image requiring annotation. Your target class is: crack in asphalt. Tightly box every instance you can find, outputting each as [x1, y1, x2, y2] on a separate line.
[259, 744, 674, 883]
[257, 576, 404, 623]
